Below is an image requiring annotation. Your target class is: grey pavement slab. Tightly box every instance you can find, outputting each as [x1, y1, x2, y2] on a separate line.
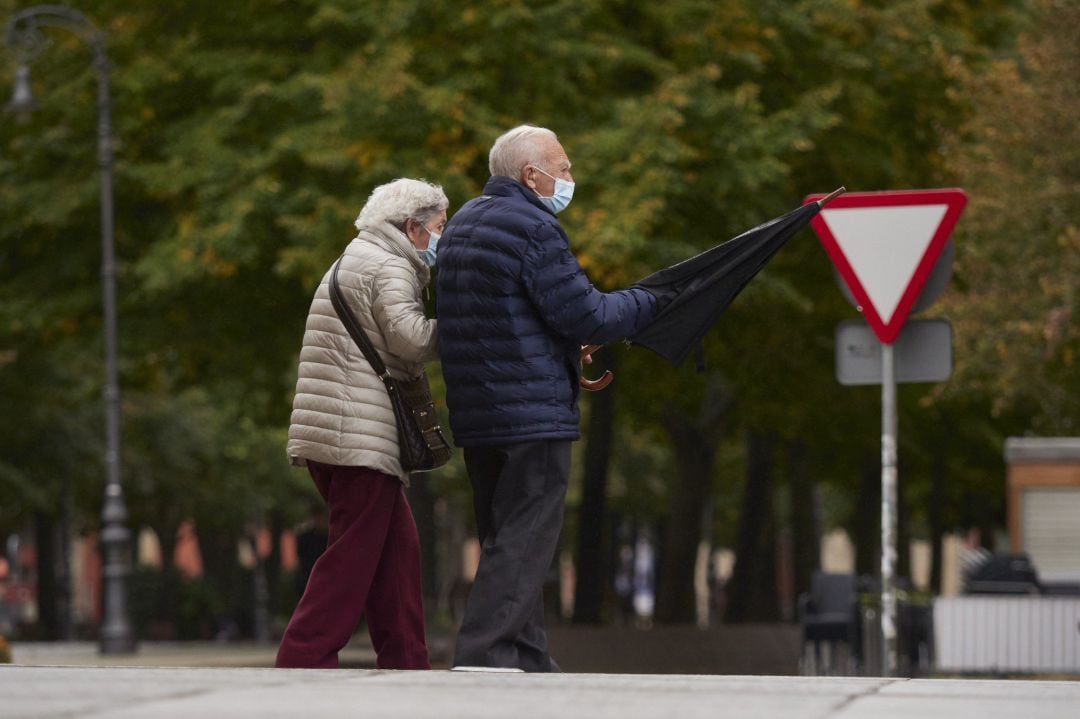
[7, 640, 375, 668]
[1, 666, 1078, 719]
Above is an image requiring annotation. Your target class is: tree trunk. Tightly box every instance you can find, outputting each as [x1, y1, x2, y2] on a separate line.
[724, 430, 780, 622]
[197, 526, 241, 637]
[58, 475, 74, 640]
[573, 350, 616, 624]
[156, 520, 181, 639]
[251, 530, 271, 643]
[929, 449, 946, 593]
[788, 440, 819, 606]
[407, 475, 438, 620]
[34, 512, 60, 640]
[656, 416, 716, 623]
[654, 380, 731, 624]
[266, 510, 284, 619]
[854, 452, 880, 580]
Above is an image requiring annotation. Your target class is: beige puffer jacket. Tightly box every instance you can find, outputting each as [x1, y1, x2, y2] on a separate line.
[286, 221, 437, 484]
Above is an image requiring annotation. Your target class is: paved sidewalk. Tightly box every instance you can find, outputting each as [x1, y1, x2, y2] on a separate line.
[1, 665, 1078, 719]
[7, 640, 376, 669]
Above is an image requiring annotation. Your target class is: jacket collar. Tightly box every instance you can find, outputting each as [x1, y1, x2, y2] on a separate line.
[483, 175, 556, 217]
[355, 220, 430, 284]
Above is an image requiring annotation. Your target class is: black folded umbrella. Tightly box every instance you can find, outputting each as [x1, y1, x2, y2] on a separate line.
[629, 187, 845, 367]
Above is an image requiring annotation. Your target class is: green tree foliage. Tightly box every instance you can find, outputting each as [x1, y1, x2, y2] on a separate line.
[941, 0, 1079, 434]
[0, 0, 1064, 629]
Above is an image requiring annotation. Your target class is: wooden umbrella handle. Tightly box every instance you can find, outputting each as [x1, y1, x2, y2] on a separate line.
[580, 344, 613, 392]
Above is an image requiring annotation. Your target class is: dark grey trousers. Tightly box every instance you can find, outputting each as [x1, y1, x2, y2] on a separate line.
[453, 440, 571, 672]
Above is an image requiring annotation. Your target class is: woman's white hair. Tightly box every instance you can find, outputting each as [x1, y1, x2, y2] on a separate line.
[488, 125, 558, 178]
[354, 178, 449, 231]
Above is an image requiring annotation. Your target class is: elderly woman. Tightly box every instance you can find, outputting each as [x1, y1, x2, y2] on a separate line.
[276, 178, 448, 670]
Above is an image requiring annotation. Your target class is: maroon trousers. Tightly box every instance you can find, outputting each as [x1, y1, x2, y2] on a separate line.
[275, 462, 430, 669]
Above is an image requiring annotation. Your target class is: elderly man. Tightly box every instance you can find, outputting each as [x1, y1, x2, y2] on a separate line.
[436, 125, 656, 671]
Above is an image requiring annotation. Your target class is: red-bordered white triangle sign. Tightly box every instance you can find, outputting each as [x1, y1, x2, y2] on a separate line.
[804, 189, 967, 344]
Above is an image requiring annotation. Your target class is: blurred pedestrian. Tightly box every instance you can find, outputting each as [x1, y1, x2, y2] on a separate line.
[958, 527, 993, 592]
[632, 532, 656, 629]
[276, 178, 448, 669]
[436, 125, 657, 671]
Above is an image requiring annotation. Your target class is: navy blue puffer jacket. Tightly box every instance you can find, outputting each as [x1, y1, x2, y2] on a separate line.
[436, 176, 656, 446]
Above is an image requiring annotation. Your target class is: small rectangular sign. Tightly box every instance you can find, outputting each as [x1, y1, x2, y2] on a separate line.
[835, 319, 952, 385]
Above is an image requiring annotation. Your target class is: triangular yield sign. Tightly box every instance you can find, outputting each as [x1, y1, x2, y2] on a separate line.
[804, 189, 967, 344]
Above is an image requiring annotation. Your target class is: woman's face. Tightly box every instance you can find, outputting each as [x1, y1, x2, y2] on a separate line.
[406, 210, 447, 250]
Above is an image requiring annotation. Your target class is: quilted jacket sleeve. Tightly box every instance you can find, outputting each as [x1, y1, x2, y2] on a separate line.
[522, 222, 655, 346]
[370, 257, 438, 365]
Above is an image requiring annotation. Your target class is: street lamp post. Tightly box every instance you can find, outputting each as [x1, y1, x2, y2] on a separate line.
[4, 4, 134, 654]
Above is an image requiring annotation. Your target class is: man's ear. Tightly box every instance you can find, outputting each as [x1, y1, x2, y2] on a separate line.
[521, 165, 536, 190]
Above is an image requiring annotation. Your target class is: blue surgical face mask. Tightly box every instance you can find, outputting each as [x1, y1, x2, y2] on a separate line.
[417, 228, 440, 267]
[530, 166, 575, 214]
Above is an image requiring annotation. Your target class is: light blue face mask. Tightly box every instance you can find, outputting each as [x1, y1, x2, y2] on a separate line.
[530, 166, 575, 214]
[417, 228, 440, 267]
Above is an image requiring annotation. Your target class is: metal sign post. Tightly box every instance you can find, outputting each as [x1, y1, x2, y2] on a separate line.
[880, 343, 898, 675]
[808, 188, 967, 678]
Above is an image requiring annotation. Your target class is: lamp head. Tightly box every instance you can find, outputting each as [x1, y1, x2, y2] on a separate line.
[6, 64, 37, 123]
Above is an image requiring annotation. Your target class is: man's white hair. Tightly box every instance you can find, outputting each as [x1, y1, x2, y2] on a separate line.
[354, 178, 449, 231]
[488, 125, 558, 179]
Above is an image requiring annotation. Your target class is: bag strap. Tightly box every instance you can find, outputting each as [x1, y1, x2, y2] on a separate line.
[328, 256, 395, 392]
